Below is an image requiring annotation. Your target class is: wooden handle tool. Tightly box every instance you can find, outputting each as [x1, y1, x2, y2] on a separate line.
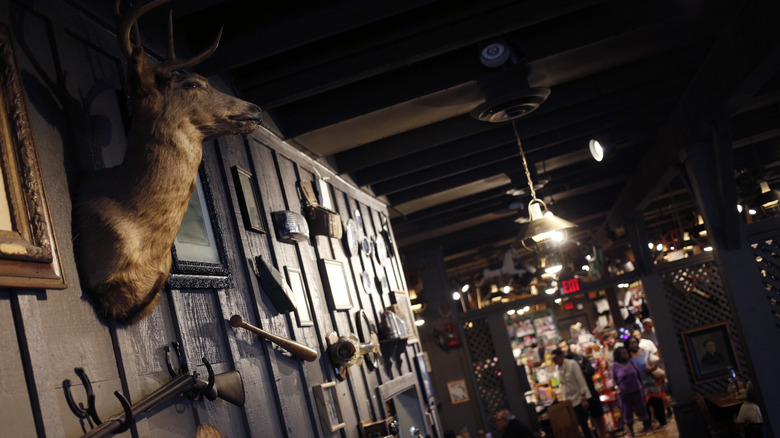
[230, 315, 319, 362]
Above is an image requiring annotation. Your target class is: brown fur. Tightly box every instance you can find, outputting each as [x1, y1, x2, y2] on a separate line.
[75, 4, 261, 324]
[194, 423, 226, 438]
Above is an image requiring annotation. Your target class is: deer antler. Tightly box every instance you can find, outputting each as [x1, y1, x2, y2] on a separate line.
[116, 0, 223, 72]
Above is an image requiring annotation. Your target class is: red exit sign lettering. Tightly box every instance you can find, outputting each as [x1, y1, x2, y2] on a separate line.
[562, 278, 580, 294]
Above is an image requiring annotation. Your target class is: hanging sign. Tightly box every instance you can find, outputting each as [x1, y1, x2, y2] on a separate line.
[562, 278, 580, 294]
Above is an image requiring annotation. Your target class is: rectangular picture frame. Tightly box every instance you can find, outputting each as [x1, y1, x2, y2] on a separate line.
[446, 379, 469, 405]
[285, 266, 313, 327]
[391, 290, 419, 343]
[681, 321, 740, 384]
[313, 381, 345, 433]
[232, 166, 266, 233]
[0, 24, 65, 289]
[319, 259, 353, 310]
[170, 170, 230, 289]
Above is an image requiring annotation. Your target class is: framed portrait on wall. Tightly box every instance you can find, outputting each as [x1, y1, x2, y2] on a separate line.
[0, 24, 65, 289]
[681, 321, 740, 383]
[319, 259, 353, 310]
[231, 166, 266, 233]
[170, 170, 230, 288]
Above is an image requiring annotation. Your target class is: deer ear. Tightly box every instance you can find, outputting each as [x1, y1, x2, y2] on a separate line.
[128, 47, 157, 96]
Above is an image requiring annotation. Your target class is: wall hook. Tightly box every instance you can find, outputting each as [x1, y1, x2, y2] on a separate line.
[111, 391, 134, 434]
[63, 368, 102, 426]
[164, 341, 187, 378]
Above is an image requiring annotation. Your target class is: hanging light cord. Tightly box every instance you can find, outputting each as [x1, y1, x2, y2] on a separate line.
[512, 120, 538, 201]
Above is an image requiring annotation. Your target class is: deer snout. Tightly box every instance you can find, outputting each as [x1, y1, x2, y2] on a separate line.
[229, 103, 263, 125]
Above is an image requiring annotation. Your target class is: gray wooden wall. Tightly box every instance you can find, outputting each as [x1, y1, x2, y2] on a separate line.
[0, 1, 432, 436]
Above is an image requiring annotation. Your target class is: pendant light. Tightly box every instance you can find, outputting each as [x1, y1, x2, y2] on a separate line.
[512, 120, 577, 253]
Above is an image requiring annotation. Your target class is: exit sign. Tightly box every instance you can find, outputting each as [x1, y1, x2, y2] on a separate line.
[562, 278, 580, 294]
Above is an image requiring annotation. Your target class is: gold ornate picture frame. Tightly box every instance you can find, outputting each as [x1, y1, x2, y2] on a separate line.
[0, 24, 65, 289]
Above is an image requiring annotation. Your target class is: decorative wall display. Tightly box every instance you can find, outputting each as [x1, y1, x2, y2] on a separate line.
[343, 218, 359, 256]
[0, 24, 65, 289]
[230, 314, 319, 361]
[255, 257, 296, 313]
[391, 290, 418, 343]
[271, 210, 310, 243]
[285, 266, 313, 327]
[231, 166, 265, 233]
[320, 259, 353, 310]
[299, 179, 342, 238]
[446, 379, 469, 405]
[355, 309, 380, 370]
[681, 321, 740, 383]
[374, 232, 388, 262]
[377, 274, 390, 294]
[313, 381, 345, 433]
[170, 172, 230, 289]
[360, 271, 373, 294]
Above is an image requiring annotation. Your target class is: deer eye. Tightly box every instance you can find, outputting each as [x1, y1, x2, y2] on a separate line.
[183, 81, 202, 89]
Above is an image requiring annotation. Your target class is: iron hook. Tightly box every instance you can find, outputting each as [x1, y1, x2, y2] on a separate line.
[112, 391, 134, 434]
[63, 368, 102, 425]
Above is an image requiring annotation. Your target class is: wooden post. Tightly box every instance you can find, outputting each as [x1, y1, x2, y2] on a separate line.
[683, 123, 780, 435]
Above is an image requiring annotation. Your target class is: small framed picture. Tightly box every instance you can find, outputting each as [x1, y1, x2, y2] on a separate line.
[232, 166, 266, 233]
[681, 321, 740, 383]
[285, 266, 313, 327]
[319, 259, 353, 310]
[447, 379, 469, 405]
[313, 381, 345, 433]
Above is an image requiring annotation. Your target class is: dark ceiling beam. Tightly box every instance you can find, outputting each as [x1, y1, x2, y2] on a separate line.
[399, 185, 621, 257]
[237, 0, 606, 109]
[606, 0, 780, 232]
[184, 0, 441, 74]
[335, 62, 696, 174]
[391, 187, 510, 224]
[393, 198, 514, 238]
[228, 0, 522, 85]
[264, 4, 713, 138]
[372, 144, 519, 196]
[352, 72, 687, 187]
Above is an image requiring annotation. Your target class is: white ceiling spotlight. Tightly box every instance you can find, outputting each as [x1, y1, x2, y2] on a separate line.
[589, 139, 604, 162]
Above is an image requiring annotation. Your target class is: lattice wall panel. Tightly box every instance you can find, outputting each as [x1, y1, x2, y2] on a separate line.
[463, 319, 508, 417]
[750, 238, 780, 334]
[659, 261, 747, 394]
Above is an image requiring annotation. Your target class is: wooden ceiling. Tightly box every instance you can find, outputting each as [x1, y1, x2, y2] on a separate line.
[131, 0, 780, 280]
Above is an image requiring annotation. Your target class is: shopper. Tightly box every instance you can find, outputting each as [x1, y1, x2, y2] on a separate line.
[627, 336, 666, 429]
[552, 348, 593, 438]
[492, 409, 534, 438]
[558, 340, 607, 437]
[611, 346, 651, 437]
[601, 328, 623, 366]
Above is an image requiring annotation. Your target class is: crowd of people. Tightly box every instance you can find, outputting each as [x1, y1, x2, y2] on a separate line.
[451, 316, 765, 438]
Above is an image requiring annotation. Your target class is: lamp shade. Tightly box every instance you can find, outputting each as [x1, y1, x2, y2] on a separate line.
[518, 200, 577, 252]
[757, 181, 780, 208]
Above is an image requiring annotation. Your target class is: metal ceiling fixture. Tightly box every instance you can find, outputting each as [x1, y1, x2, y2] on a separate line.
[512, 120, 577, 254]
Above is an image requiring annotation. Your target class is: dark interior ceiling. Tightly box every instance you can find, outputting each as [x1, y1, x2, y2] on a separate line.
[131, 0, 780, 282]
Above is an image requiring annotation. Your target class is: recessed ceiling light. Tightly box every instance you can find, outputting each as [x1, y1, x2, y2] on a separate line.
[589, 139, 604, 162]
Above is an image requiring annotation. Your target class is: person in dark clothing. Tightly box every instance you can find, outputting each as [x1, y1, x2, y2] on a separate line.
[558, 340, 606, 437]
[494, 409, 535, 438]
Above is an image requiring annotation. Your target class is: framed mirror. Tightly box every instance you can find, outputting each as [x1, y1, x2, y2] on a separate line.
[169, 170, 230, 288]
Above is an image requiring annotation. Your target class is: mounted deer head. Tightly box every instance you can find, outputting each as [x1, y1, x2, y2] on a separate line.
[75, 0, 262, 324]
